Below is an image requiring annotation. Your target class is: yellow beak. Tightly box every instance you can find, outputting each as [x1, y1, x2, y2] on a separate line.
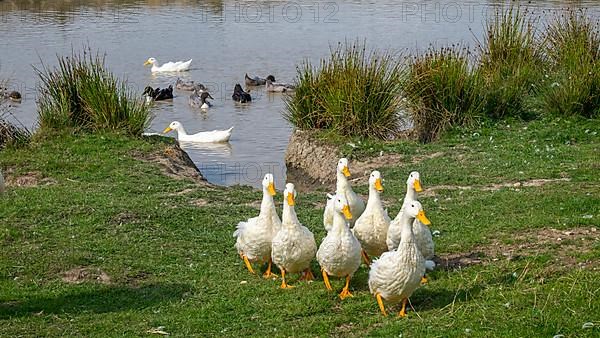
[144, 60, 152, 66]
[416, 210, 431, 225]
[342, 205, 353, 220]
[162, 127, 173, 134]
[287, 193, 295, 206]
[375, 178, 383, 192]
[268, 182, 276, 196]
[342, 166, 351, 177]
[413, 179, 423, 192]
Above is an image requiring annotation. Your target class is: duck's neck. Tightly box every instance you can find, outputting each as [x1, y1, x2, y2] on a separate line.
[336, 171, 350, 192]
[176, 125, 188, 136]
[397, 213, 416, 250]
[260, 188, 276, 216]
[331, 211, 350, 235]
[404, 184, 417, 202]
[366, 185, 382, 209]
[282, 202, 299, 228]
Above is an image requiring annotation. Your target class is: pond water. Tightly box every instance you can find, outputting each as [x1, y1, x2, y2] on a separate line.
[1, 0, 598, 188]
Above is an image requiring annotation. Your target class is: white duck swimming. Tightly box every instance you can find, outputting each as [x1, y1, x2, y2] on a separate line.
[271, 183, 317, 288]
[386, 171, 435, 283]
[369, 200, 431, 317]
[144, 57, 192, 72]
[316, 193, 362, 300]
[352, 171, 391, 266]
[323, 158, 365, 231]
[162, 121, 233, 143]
[234, 173, 282, 278]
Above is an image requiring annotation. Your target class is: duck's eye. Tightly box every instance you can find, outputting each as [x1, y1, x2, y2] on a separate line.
[411, 204, 414, 208]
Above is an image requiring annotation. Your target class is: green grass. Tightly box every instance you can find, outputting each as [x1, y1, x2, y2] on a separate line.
[284, 40, 405, 140]
[36, 48, 152, 136]
[1, 116, 599, 336]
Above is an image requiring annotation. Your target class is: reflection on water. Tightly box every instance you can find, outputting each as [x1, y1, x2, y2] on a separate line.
[1, 0, 599, 188]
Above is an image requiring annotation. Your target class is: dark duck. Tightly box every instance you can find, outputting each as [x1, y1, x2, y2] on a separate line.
[232, 84, 251, 103]
[143, 85, 173, 102]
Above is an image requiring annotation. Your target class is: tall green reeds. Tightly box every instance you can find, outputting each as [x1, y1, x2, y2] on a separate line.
[540, 10, 600, 118]
[402, 46, 483, 143]
[287, 7, 599, 142]
[36, 48, 152, 135]
[477, 6, 544, 119]
[284, 41, 405, 140]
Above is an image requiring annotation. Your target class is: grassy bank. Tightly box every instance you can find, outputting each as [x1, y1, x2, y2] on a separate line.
[1, 115, 598, 336]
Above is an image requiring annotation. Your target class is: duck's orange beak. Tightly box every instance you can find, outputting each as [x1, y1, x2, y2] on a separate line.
[342, 205, 353, 220]
[162, 127, 173, 134]
[268, 182, 276, 196]
[144, 60, 152, 66]
[342, 166, 351, 177]
[375, 178, 383, 192]
[287, 192, 295, 206]
[416, 210, 431, 225]
[413, 179, 423, 192]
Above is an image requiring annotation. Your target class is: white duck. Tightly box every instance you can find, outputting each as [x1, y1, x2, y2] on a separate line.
[386, 171, 435, 283]
[162, 121, 233, 143]
[144, 57, 192, 72]
[369, 200, 431, 317]
[352, 171, 391, 266]
[316, 193, 362, 300]
[234, 173, 282, 278]
[323, 158, 365, 231]
[271, 183, 317, 288]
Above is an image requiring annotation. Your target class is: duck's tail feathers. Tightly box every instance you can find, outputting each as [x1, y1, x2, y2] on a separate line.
[233, 221, 247, 238]
[228, 126, 234, 132]
[425, 260, 436, 271]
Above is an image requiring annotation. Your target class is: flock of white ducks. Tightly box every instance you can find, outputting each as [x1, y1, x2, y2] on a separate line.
[233, 158, 437, 317]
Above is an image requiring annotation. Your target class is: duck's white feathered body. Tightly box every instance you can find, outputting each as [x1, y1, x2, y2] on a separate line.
[179, 127, 233, 143]
[272, 198, 316, 274]
[163, 121, 233, 143]
[146, 58, 192, 72]
[234, 183, 282, 263]
[324, 160, 365, 231]
[317, 210, 361, 278]
[353, 172, 391, 257]
[368, 239, 425, 303]
[369, 202, 428, 306]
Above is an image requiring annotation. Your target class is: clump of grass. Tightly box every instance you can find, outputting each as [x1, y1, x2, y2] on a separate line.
[36, 48, 152, 135]
[0, 91, 31, 148]
[477, 6, 544, 119]
[402, 46, 483, 143]
[284, 41, 405, 140]
[539, 10, 600, 118]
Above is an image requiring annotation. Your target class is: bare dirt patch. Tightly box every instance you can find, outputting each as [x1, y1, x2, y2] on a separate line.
[435, 227, 599, 270]
[4, 170, 57, 187]
[133, 143, 208, 184]
[422, 177, 572, 197]
[190, 198, 209, 207]
[62, 267, 111, 284]
[411, 151, 445, 164]
[111, 211, 139, 225]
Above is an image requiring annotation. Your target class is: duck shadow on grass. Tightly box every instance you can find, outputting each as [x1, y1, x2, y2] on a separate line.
[0, 283, 191, 319]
